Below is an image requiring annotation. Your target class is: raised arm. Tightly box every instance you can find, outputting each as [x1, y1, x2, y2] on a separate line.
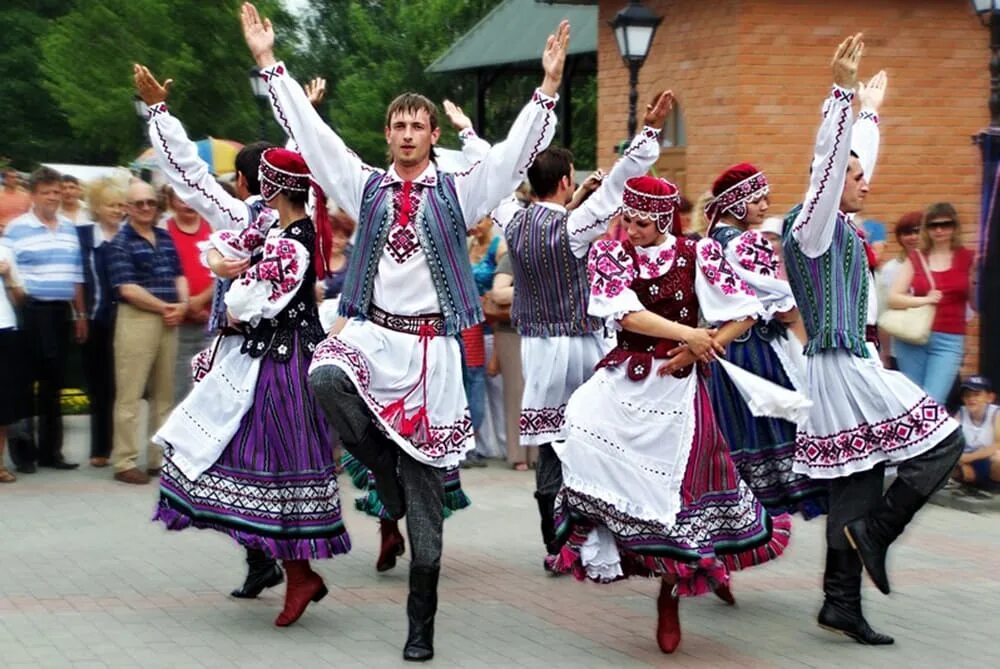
[453, 21, 569, 227]
[443, 100, 491, 164]
[789, 34, 863, 258]
[241, 3, 372, 220]
[135, 64, 250, 232]
[566, 90, 672, 256]
[853, 70, 886, 184]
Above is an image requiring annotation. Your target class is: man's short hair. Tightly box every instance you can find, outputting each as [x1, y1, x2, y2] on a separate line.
[527, 146, 574, 199]
[385, 93, 439, 131]
[29, 166, 62, 192]
[60, 174, 79, 185]
[235, 141, 275, 196]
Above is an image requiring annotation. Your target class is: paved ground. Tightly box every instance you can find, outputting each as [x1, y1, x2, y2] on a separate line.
[1, 416, 998, 669]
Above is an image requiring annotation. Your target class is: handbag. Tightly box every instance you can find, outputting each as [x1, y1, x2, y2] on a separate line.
[877, 251, 936, 346]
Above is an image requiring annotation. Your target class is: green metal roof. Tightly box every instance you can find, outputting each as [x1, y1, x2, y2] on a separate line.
[426, 0, 597, 73]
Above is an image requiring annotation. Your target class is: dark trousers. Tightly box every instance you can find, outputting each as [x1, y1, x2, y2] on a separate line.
[309, 365, 445, 570]
[535, 443, 563, 498]
[826, 429, 964, 549]
[22, 300, 72, 464]
[82, 318, 115, 459]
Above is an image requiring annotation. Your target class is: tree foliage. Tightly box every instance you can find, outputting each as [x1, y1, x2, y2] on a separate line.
[38, 0, 291, 163]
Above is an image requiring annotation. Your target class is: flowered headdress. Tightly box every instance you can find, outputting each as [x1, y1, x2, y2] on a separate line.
[622, 175, 682, 234]
[258, 148, 333, 278]
[705, 162, 769, 231]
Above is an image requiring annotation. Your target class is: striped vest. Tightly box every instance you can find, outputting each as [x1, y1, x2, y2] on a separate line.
[339, 171, 482, 336]
[506, 204, 603, 337]
[782, 204, 870, 358]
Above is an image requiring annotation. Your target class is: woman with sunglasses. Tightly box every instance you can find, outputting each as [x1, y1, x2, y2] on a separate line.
[876, 212, 923, 367]
[888, 202, 976, 403]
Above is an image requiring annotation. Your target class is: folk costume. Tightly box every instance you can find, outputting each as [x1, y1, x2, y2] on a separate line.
[490, 127, 662, 559]
[145, 101, 283, 599]
[259, 61, 557, 660]
[705, 163, 829, 518]
[549, 176, 795, 654]
[782, 84, 963, 645]
[153, 149, 348, 627]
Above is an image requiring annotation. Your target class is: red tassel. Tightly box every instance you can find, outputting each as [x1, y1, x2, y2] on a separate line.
[380, 397, 410, 436]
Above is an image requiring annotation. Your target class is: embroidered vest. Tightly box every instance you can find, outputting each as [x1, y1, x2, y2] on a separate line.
[596, 238, 699, 380]
[782, 204, 869, 358]
[710, 225, 788, 344]
[240, 219, 325, 362]
[339, 171, 482, 336]
[506, 204, 603, 337]
[209, 198, 271, 332]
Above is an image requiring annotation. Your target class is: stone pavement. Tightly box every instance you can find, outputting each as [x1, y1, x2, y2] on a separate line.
[1, 416, 998, 669]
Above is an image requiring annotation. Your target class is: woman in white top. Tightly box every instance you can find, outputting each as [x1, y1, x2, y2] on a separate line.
[0, 246, 27, 482]
[876, 211, 921, 366]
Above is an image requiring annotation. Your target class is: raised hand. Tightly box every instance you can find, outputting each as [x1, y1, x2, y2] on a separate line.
[241, 2, 276, 67]
[642, 90, 675, 130]
[305, 77, 327, 108]
[443, 100, 473, 132]
[540, 20, 571, 97]
[858, 70, 887, 112]
[831, 33, 863, 90]
[133, 64, 173, 107]
[580, 169, 604, 194]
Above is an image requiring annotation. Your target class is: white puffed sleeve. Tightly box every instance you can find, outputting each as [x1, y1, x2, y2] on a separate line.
[725, 229, 796, 319]
[586, 239, 645, 330]
[695, 238, 763, 324]
[225, 232, 310, 326]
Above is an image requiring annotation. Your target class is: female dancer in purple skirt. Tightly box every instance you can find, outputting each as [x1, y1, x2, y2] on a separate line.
[153, 148, 349, 627]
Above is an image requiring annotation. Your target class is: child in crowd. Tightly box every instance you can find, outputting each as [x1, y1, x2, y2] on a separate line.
[953, 376, 1000, 492]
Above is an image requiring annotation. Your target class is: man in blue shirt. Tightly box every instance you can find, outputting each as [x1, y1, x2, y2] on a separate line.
[106, 180, 188, 485]
[1, 166, 87, 471]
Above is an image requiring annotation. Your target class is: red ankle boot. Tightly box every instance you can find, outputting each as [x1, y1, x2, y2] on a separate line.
[376, 519, 406, 573]
[656, 580, 681, 654]
[713, 582, 736, 606]
[275, 560, 328, 627]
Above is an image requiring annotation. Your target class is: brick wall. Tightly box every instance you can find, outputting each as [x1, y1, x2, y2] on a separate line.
[596, 0, 989, 373]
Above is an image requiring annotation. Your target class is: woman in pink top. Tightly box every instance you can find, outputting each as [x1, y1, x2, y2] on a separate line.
[888, 202, 976, 404]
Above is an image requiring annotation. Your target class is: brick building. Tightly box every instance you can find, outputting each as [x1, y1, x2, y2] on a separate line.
[589, 0, 990, 372]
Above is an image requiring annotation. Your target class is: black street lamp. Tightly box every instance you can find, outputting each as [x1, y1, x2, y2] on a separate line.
[610, 0, 662, 141]
[133, 94, 149, 146]
[249, 66, 269, 140]
[971, 0, 1000, 386]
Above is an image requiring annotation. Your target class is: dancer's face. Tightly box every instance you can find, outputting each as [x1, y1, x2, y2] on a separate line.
[744, 194, 769, 226]
[386, 109, 440, 171]
[623, 211, 665, 247]
[839, 157, 869, 214]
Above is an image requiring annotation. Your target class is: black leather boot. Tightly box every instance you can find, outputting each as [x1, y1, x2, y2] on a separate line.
[817, 548, 894, 645]
[346, 425, 406, 520]
[403, 566, 440, 662]
[534, 491, 558, 555]
[844, 479, 926, 595]
[231, 548, 284, 599]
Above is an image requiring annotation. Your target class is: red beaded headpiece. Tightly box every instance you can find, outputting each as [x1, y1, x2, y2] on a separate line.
[258, 148, 333, 279]
[705, 163, 769, 231]
[622, 175, 681, 234]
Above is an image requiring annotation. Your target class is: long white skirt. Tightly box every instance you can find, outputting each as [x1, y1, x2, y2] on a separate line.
[153, 335, 260, 481]
[309, 318, 474, 469]
[519, 331, 614, 446]
[793, 343, 958, 479]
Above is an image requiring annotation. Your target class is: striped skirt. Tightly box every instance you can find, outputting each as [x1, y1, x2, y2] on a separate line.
[155, 338, 350, 560]
[550, 370, 791, 597]
[709, 329, 829, 519]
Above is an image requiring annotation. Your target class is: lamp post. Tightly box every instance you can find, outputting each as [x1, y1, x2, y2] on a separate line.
[249, 66, 269, 140]
[610, 0, 662, 141]
[971, 0, 1000, 386]
[133, 94, 149, 146]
